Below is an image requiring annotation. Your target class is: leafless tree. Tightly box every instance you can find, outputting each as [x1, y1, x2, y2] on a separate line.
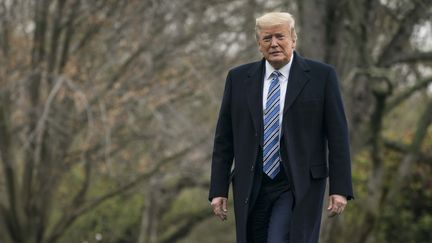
[1, 0, 431, 243]
[0, 0, 240, 242]
[293, 1, 432, 242]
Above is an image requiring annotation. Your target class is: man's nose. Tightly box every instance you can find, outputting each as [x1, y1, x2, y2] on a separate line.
[270, 36, 278, 47]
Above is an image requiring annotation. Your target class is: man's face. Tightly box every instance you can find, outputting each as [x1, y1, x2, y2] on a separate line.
[257, 23, 296, 69]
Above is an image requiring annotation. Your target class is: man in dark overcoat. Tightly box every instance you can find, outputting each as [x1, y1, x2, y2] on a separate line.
[209, 12, 354, 243]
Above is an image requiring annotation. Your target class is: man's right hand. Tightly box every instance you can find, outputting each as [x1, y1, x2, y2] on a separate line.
[210, 197, 228, 221]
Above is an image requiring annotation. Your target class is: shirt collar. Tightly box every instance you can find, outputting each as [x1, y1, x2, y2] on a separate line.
[264, 53, 294, 81]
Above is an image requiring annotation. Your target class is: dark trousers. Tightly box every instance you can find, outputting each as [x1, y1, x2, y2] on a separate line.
[248, 172, 293, 243]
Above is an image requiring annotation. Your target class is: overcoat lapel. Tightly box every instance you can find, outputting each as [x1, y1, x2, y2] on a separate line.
[246, 59, 265, 143]
[245, 53, 310, 142]
[283, 52, 310, 115]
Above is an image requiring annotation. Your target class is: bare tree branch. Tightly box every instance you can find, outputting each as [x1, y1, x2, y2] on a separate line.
[46, 141, 201, 243]
[385, 75, 432, 114]
[377, 0, 430, 67]
[159, 208, 213, 243]
[383, 51, 432, 66]
[385, 97, 432, 203]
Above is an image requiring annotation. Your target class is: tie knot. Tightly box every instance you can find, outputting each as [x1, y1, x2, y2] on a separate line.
[272, 71, 282, 78]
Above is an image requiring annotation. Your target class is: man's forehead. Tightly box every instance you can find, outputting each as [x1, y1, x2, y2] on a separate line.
[259, 24, 290, 34]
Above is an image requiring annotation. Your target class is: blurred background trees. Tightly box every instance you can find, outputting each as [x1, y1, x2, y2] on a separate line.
[0, 0, 431, 243]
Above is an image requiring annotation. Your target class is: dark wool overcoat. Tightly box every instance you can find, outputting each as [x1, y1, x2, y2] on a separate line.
[209, 52, 354, 243]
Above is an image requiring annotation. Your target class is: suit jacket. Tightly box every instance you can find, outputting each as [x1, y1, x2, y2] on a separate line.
[209, 51, 354, 243]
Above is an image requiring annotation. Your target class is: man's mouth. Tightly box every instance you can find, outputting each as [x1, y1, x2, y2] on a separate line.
[269, 51, 281, 55]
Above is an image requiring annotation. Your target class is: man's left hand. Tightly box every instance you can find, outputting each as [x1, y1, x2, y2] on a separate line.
[327, 194, 347, 217]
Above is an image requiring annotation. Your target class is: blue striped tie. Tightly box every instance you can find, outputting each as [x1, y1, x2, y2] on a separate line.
[263, 71, 281, 179]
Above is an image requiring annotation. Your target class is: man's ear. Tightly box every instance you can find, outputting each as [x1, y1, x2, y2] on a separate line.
[292, 39, 296, 49]
[257, 40, 263, 52]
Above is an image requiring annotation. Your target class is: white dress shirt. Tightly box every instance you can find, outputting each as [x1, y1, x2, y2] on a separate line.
[262, 55, 294, 126]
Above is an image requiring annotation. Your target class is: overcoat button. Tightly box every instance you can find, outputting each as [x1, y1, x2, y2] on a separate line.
[245, 197, 249, 204]
[250, 165, 254, 171]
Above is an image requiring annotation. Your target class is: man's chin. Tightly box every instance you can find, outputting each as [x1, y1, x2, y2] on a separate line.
[268, 59, 288, 69]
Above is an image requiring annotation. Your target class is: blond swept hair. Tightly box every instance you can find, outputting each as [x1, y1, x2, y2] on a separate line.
[255, 12, 297, 41]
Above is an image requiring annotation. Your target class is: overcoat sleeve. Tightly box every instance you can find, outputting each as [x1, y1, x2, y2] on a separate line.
[324, 67, 354, 200]
[208, 71, 234, 201]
